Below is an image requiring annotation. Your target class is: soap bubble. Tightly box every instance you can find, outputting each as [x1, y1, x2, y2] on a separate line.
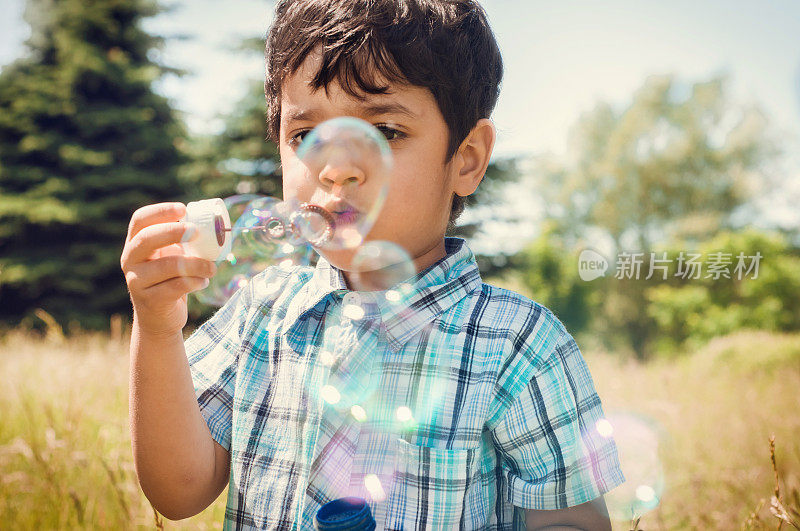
[193, 194, 314, 307]
[342, 303, 366, 321]
[189, 119, 395, 305]
[194, 261, 257, 307]
[364, 473, 387, 502]
[233, 196, 284, 253]
[350, 241, 416, 293]
[601, 411, 666, 523]
[295, 117, 392, 252]
[395, 406, 412, 422]
[320, 385, 342, 405]
[233, 196, 335, 250]
[350, 405, 367, 422]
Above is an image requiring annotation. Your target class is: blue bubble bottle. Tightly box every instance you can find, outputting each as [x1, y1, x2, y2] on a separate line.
[314, 497, 376, 530]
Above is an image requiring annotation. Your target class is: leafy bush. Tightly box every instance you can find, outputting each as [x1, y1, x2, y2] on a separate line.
[646, 229, 800, 353]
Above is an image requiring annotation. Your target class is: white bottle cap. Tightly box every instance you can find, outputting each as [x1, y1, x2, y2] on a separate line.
[180, 198, 232, 261]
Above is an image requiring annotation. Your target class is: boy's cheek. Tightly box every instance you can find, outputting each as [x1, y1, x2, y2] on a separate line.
[280, 170, 308, 196]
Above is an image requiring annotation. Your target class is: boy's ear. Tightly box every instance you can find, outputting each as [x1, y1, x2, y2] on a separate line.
[453, 118, 496, 197]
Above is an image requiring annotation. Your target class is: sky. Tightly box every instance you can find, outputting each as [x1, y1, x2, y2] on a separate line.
[1, 0, 799, 252]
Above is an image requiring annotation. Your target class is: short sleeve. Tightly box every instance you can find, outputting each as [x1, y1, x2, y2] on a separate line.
[490, 333, 625, 510]
[184, 283, 253, 452]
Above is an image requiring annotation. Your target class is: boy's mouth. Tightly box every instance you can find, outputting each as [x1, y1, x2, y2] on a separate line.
[321, 201, 361, 226]
[331, 205, 360, 225]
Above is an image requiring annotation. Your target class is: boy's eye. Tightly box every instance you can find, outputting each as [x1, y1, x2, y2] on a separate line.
[375, 124, 405, 142]
[288, 129, 310, 147]
[288, 124, 405, 149]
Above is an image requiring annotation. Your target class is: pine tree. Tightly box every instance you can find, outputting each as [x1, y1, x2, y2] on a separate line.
[180, 77, 282, 202]
[0, 0, 186, 331]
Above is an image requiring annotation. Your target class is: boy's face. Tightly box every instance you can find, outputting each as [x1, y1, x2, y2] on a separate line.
[278, 50, 460, 275]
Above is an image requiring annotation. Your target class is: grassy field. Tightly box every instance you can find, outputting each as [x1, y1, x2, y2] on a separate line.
[0, 328, 798, 530]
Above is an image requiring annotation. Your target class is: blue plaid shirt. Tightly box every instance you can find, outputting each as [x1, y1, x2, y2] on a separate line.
[186, 238, 624, 530]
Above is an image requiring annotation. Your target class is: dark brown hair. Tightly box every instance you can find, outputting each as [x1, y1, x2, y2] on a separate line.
[265, 0, 503, 223]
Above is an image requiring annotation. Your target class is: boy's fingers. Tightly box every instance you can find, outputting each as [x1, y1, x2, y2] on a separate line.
[157, 243, 187, 258]
[126, 202, 186, 242]
[125, 256, 217, 292]
[143, 276, 210, 301]
[122, 222, 196, 268]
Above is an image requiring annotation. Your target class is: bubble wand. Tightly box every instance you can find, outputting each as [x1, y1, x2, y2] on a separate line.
[181, 199, 336, 261]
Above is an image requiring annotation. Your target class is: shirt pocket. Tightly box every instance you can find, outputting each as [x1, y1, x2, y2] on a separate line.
[385, 438, 476, 530]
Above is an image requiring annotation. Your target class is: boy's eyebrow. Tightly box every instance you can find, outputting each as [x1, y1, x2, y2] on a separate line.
[285, 102, 418, 123]
[285, 108, 322, 123]
[360, 103, 418, 119]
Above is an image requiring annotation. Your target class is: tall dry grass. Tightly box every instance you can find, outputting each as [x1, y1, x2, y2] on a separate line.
[586, 330, 800, 530]
[0, 326, 797, 529]
[0, 328, 225, 529]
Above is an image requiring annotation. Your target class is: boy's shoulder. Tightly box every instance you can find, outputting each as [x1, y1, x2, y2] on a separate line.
[241, 260, 573, 372]
[468, 280, 571, 356]
[472, 281, 577, 412]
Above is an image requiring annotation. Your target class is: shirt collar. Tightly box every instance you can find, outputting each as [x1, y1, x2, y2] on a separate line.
[283, 238, 482, 353]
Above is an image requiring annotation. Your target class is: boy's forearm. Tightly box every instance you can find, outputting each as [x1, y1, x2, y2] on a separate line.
[525, 498, 613, 531]
[128, 320, 219, 519]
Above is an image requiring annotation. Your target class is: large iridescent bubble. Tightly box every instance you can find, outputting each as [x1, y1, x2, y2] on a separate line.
[182, 195, 314, 307]
[182, 118, 394, 306]
[294, 117, 392, 252]
[349, 240, 416, 293]
[599, 411, 667, 523]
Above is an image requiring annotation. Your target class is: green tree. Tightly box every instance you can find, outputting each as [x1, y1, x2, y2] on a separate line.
[537, 74, 775, 251]
[647, 229, 800, 353]
[450, 155, 520, 242]
[527, 74, 779, 358]
[180, 79, 282, 201]
[517, 223, 594, 336]
[179, 36, 281, 203]
[0, 0, 186, 331]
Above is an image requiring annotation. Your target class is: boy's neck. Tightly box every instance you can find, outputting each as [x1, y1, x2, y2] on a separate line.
[341, 238, 448, 291]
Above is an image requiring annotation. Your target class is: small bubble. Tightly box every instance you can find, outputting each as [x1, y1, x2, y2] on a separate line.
[341, 227, 364, 247]
[319, 350, 336, 366]
[320, 385, 341, 404]
[280, 243, 295, 254]
[343, 303, 366, 320]
[596, 418, 614, 438]
[385, 290, 401, 303]
[398, 282, 414, 295]
[635, 484, 656, 503]
[396, 406, 413, 422]
[350, 405, 367, 422]
[364, 474, 386, 502]
[351, 241, 416, 291]
[602, 412, 665, 521]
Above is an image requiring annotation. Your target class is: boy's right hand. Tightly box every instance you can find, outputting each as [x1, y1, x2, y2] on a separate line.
[120, 202, 217, 336]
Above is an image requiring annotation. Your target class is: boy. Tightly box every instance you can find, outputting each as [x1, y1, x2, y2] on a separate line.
[121, 0, 624, 529]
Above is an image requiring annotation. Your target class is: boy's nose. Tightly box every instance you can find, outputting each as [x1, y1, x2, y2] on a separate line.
[317, 159, 366, 190]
